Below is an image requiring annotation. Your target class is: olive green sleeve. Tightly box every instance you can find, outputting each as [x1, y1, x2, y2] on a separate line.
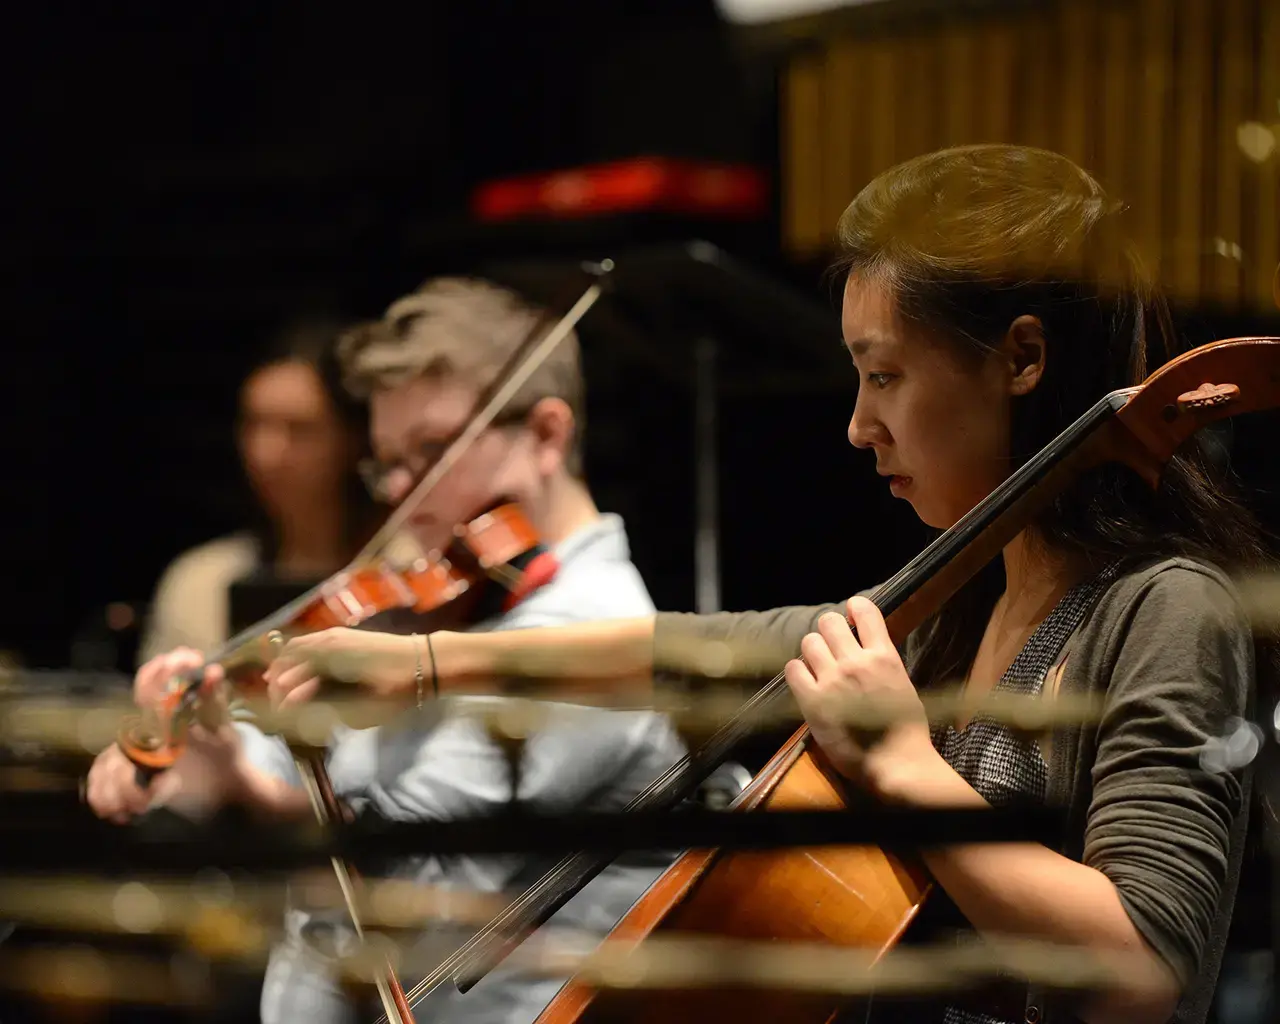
[1080, 563, 1253, 990]
[652, 604, 843, 684]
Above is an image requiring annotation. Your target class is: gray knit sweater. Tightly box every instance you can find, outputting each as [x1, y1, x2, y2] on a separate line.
[653, 555, 1254, 1024]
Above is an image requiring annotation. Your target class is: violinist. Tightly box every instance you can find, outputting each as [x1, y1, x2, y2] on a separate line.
[271, 145, 1267, 1024]
[85, 276, 686, 1024]
[139, 318, 379, 662]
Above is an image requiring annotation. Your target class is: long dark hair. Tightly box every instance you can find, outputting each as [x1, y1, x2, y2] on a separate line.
[240, 317, 381, 566]
[831, 144, 1277, 694]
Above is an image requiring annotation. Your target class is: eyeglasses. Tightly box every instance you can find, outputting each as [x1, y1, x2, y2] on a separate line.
[357, 409, 531, 504]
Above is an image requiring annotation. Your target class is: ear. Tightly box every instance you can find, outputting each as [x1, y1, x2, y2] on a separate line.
[1001, 315, 1047, 397]
[525, 397, 576, 474]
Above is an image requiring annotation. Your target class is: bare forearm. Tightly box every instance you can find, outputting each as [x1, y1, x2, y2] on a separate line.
[434, 616, 658, 697]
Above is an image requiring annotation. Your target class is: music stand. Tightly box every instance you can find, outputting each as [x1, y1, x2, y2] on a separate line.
[480, 240, 843, 614]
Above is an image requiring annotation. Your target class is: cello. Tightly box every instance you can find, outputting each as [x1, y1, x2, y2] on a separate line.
[110, 266, 611, 1022]
[380, 334, 1280, 1024]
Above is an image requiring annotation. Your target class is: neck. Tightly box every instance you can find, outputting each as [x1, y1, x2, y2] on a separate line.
[527, 474, 601, 547]
[999, 530, 1084, 619]
[273, 504, 348, 577]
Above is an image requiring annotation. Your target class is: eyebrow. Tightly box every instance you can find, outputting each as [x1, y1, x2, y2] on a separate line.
[846, 337, 878, 358]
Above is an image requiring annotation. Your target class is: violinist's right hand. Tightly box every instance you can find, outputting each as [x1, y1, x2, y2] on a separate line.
[264, 628, 425, 708]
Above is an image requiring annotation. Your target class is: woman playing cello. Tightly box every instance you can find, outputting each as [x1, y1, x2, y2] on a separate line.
[269, 144, 1269, 1024]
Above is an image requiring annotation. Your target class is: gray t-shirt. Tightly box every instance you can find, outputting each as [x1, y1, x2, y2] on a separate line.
[239, 514, 686, 1024]
[652, 555, 1254, 1024]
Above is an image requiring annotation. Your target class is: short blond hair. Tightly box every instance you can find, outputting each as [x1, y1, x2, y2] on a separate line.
[337, 277, 585, 475]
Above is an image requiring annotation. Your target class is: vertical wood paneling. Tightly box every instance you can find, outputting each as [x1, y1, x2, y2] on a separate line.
[1255, 0, 1280, 306]
[822, 38, 860, 230]
[1136, 0, 1174, 287]
[1058, 1, 1093, 169]
[781, 53, 826, 255]
[781, 0, 1278, 311]
[940, 23, 976, 148]
[892, 34, 928, 163]
[1018, 14, 1056, 152]
[1171, 0, 1212, 301]
[976, 21, 1016, 144]
[1213, 0, 1249, 305]
[844, 39, 880, 216]
[866, 43, 897, 176]
[1097, 8, 1133, 205]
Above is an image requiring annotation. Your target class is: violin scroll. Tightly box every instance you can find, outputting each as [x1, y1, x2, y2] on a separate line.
[118, 679, 199, 788]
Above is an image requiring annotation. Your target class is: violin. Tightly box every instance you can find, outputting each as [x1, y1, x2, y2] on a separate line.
[118, 500, 559, 779]
[380, 335, 1280, 1024]
[109, 265, 612, 1024]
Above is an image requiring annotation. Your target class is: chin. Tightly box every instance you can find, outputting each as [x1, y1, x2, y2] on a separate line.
[911, 500, 957, 531]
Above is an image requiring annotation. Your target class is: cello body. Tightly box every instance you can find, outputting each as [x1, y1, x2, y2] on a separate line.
[535, 728, 931, 1024]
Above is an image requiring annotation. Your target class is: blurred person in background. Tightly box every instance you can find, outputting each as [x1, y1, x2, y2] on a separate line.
[137, 320, 381, 662]
[88, 277, 687, 1024]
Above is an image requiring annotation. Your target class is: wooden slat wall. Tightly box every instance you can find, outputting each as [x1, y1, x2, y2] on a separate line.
[781, 0, 1280, 311]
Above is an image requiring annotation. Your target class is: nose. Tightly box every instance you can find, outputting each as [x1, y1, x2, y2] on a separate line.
[245, 425, 292, 474]
[382, 466, 416, 506]
[847, 399, 882, 450]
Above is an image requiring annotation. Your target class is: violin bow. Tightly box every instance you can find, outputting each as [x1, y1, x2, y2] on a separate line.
[118, 259, 615, 1022]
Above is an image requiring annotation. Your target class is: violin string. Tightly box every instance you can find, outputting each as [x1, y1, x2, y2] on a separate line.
[157, 272, 610, 737]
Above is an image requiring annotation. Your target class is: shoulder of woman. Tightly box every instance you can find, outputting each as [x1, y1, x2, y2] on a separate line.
[152, 534, 260, 600]
[1069, 555, 1255, 700]
[1093, 555, 1248, 630]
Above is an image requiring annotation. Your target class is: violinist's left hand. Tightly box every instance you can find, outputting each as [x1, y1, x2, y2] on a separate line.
[264, 628, 420, 709]
[786, 596, 953, 803]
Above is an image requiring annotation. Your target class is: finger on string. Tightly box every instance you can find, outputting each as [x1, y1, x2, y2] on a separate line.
[815, 609, 860, 655]
[199, 664, 226, 698]
[783, 657, 817, 694]
[134, 657, 177, 708]
[845, 596, 891, 650]
[799, 631, 839, 676]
